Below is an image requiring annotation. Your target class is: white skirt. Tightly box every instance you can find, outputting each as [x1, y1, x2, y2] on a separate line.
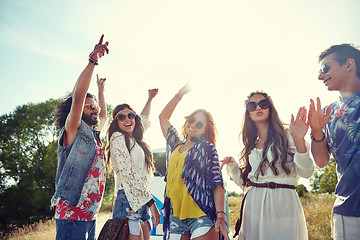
[239, 187, 308, 240]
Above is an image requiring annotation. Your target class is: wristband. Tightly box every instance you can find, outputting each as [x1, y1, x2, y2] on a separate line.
[310, 132, 325, 143]
[216, 210, 226, 216]
[88, 58, 99, 65]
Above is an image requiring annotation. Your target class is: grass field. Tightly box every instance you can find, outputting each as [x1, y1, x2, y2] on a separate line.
[6, 193, 335, 240]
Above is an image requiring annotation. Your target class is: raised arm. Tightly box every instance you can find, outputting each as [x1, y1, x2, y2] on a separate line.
[96, 74, 107, 131]
[65, 35, 109, 144]
[159, 83, 191, 138]
[140, 88, 158, 117]
[308, 98, 332, 168]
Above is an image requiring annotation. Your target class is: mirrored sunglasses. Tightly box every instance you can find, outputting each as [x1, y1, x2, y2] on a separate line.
[246, 99, 270, 112]
[84, 103, 101, 111]
[320, 63, 330, 74]
[116, 112, 136, 121]
[187, 116, 204, 130]
[320, 61, 338, 75]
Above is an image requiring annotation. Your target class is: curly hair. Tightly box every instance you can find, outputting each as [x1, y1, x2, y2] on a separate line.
[180, 109, 217, 147]
[319, 43, 360, 78]
[239, 91, 293, 186]
[105, 104, 155, 173]
[54, 92, 95, 130]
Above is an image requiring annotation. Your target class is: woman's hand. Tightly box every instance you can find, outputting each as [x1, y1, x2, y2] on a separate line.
[89, 34, 109, 61]
[290, 106, 309, 141]
[148, 88, 159, 100]
[220, 156, 235, 170]
[149, 203, 161, 227]
[96, 74, 106, 92]
[215, 217, 230, 240]
[177, 82, 191, 98]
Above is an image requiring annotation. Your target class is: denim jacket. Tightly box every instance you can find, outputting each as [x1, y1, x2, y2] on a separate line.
[51, 120, 101, 207]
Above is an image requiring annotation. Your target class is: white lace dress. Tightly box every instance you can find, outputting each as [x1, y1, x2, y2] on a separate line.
[226, 132, 314, 240]
[110, 115, 153, 212]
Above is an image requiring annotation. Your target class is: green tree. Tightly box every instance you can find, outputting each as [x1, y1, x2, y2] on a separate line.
[310, 158, 337, 194]
[0, 99, 59, 233]
[296, 184, 308, 197]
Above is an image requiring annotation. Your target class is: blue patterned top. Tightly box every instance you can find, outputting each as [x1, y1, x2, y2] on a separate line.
[324, 90, 360, 217]
[162, 125, 224, 239]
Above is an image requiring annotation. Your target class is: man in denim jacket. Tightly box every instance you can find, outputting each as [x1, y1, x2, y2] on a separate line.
[51, 35, 109, 240]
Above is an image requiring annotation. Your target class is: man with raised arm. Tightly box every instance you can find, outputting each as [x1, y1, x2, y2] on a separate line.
[52, 35, 109, 240]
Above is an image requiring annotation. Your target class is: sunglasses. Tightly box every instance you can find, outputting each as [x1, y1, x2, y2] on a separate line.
[246, 99, 270, 112]
[187, 116, 204, 130]
[320, 61, 337, 74]
[84, 104, 101, 111]
[116, 112, 136, 121]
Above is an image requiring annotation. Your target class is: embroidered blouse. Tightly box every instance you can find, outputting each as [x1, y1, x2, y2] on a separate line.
[110, 115, 153, 212]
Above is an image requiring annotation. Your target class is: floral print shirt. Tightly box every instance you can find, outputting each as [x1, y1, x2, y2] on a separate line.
[324, 90, 360, 217]
[55, 137, 106, 221]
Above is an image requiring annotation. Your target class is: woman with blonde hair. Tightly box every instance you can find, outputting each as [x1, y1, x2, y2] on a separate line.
[159, 84, 229, 240]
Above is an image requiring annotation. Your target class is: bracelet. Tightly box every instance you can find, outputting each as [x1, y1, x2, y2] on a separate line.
[88, 58, 99, 65]
[215, 217, 227, 224]
[216, 210, 226, 216]
[310, 132, 325, 143]
[175, 93, 182, 100]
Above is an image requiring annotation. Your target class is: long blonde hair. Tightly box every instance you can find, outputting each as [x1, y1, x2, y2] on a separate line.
[181, 109, 217, 147]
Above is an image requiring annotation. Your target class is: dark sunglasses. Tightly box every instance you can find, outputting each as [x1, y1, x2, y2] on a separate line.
[116, 112, 136, 121]
[187, 116, 204, 130]
[246, 99, 270, 112]
[320, 61, 337, 74]
[84, 104, 101, 111]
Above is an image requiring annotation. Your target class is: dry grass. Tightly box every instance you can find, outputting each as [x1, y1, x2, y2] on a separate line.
[228, 196, 243, 233]
[5, 193, 335, 240]
[6, 219, 56, 240]
[301, 193, 335, 240]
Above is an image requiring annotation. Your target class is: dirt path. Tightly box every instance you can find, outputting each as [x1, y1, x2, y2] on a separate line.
[96, 212, 112, 238]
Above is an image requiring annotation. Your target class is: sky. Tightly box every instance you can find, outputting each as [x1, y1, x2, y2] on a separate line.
[1, 0, 359, 192]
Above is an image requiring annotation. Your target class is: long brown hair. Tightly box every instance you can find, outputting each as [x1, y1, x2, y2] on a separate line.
[181, 109, 217, 147]
[105, 104, 155, 173]
[239, 91, 293, 186]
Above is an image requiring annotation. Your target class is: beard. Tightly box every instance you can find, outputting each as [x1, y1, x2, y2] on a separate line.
[82, 112, 99, 126]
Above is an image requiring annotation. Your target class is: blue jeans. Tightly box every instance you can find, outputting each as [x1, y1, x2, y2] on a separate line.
[55, 219, 96, 240]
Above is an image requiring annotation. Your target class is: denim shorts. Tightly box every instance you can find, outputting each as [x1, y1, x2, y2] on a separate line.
[55, 219, 96, 240]
[169, 213, 214, 236]
[113, 190, 150, 223]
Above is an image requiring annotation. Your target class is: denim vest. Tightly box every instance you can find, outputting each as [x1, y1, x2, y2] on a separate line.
[51, 120, 101, 207]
